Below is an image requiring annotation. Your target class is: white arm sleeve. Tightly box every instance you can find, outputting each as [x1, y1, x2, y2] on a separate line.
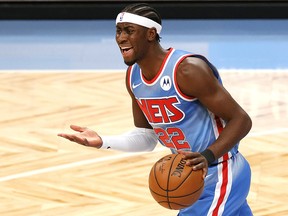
[100, 127, 158, 152]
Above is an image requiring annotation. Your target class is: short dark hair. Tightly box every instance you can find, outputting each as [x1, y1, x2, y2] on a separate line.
[121, 3, 162, 42]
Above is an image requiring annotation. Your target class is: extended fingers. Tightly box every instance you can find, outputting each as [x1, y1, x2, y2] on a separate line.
[57, 133, 72, 140]
[58, 133, 77, 142]
[57, 133, 88, 146]
[68, 135, 89, 146]
[70, 124, 87, 132]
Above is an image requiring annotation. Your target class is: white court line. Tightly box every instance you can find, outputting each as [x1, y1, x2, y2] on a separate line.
[0, 127, 287, 182]
[0, 147, 164, 182]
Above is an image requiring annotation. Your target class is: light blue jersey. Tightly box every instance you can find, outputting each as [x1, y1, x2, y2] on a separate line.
[128, 48, 252, 215]
[128, 48, 237, 162]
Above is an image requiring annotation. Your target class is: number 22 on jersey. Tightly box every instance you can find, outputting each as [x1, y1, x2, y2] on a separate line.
[154, 127, 190, 150]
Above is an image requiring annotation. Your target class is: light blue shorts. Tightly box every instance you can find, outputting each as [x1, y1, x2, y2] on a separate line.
[178, 152, 253, 216]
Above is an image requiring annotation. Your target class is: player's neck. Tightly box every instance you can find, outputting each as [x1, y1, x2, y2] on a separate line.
[138, 45, 168, 81]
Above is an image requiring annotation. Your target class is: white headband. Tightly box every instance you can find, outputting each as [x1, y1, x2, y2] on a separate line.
[116, 12, 162, 34]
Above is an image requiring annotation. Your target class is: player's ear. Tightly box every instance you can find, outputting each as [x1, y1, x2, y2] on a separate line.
[147, 28, 157, 41]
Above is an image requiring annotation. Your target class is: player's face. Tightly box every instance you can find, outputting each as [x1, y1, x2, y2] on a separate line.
[115, 23, 148, 66]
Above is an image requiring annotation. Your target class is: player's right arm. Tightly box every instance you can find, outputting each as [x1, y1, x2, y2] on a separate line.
[125, 67, 153, 129]
[58, 68, 158, 152]
[99, 68, 158, 151]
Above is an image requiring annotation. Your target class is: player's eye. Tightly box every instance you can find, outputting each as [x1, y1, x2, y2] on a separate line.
[116, 29, 122, 35]
[126, 28, 135, 35]
[128, 30, 134, 34]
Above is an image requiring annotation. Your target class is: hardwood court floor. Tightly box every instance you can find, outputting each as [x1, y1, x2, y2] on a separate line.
[0, 70, 287, 216]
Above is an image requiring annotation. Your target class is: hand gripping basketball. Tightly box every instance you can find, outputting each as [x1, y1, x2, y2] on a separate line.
[149, 153, 204, 210]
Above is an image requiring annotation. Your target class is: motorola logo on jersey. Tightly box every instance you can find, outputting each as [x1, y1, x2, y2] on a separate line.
[160, 76, 172, 91]
[136, 96, 184, 124]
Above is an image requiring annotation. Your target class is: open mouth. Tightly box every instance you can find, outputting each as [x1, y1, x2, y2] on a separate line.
[120, 46, 133, 55]
[122, 48, 131, 52]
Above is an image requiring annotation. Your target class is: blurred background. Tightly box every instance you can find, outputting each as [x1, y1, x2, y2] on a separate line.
[0, 0, 287, 70]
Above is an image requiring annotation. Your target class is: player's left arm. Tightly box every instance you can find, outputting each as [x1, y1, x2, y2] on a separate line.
[176, 57, 252, 170]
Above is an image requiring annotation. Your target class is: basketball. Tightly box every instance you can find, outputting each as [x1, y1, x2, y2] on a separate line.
[149, 153, 204, 210]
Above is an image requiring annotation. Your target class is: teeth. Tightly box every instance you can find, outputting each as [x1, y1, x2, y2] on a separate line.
[121, 47, 131, 52]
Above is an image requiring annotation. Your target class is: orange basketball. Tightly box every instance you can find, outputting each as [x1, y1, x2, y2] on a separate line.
[149, 153, 204, 210]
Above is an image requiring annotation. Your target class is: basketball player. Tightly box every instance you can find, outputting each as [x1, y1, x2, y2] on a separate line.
[58, 3, 253, 215]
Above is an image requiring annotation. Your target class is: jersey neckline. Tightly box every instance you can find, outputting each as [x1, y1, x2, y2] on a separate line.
[141, 48, 174, 85]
